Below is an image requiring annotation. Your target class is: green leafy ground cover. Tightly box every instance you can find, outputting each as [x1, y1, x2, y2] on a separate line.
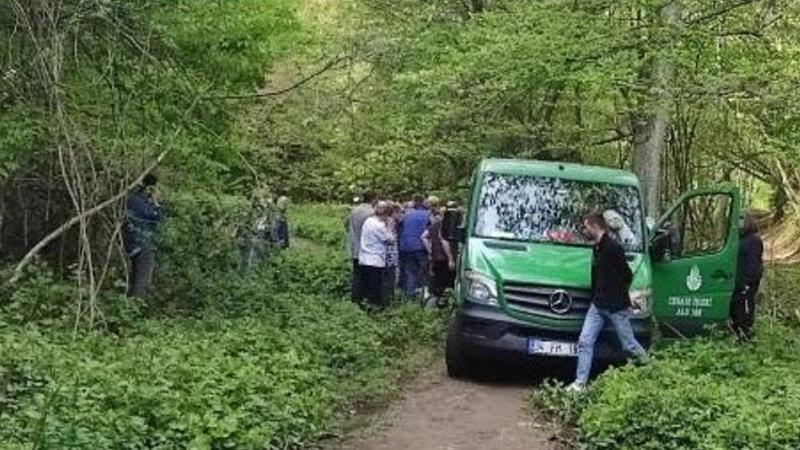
[532, 266, 800, 450]
[0, 205, 442, 450]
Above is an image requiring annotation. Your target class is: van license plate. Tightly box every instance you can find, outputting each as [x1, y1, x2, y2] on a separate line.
[527, 339, 578, 357]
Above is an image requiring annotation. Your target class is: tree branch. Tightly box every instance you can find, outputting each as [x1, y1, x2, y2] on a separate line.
[6, 152, 167, 286]
[687, 0, 759, 24]
[4, 85, 211, 288]
[204, 54, 347, 100]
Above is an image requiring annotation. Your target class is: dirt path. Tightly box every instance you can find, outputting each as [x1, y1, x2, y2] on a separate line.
[332, 361, 561, 450]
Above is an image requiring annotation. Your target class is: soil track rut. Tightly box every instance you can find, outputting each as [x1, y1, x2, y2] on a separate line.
[333, 361, 562, 450]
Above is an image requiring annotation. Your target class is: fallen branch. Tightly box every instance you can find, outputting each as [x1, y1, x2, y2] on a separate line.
[6, 152, 167, 286]
[203, 53, 347, 100]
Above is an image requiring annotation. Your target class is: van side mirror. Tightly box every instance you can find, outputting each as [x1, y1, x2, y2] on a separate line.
[455, 226, 466, 243]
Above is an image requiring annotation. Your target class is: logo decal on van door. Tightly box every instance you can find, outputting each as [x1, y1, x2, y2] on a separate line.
[687, 265, 703, 292]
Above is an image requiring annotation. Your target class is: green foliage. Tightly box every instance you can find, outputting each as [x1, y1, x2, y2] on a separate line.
[0, 295, 438, 450]
[0, 108, 42, 182]
[0, 202, 443, 449]
[761, 264, 800, 326]
[154, 192, 251, 313]
[150, 0, 305, 90]
[253, 0, 800, 207]
[534, 323, 800, 450]
[267, 245, 350, 298]
[1, 263, 144, 330]
[290, 204, 349, 248]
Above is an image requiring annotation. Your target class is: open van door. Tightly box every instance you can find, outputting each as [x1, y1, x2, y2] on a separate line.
[650, 188, 741, 337]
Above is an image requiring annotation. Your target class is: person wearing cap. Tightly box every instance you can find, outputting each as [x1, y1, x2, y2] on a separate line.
[124, 174, 162, 298]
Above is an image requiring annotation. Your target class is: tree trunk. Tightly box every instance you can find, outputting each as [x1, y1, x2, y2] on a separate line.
[633, 115, 668, 217]
[632, 1, 680, 218]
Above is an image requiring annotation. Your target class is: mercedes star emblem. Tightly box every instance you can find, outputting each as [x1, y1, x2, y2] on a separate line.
[549, 290, 573, 314]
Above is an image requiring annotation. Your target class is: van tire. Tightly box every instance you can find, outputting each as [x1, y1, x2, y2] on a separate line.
[445, 317, 471, 379]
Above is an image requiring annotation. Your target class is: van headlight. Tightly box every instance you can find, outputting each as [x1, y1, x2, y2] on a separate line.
[463, 271, 499, 306]
[630, 288, 652, 318]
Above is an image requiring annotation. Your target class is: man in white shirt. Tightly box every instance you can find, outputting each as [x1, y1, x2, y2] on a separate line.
[359, 201, 395, 308]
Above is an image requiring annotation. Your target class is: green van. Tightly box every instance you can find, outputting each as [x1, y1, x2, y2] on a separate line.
[445, 158, 741, 377]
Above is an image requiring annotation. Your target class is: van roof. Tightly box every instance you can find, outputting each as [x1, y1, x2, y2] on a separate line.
[478, 158, 640, 187]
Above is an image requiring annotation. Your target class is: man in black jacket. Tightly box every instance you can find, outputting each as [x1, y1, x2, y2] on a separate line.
[568, 212, 648, 391]
[731, 212, 764, 341]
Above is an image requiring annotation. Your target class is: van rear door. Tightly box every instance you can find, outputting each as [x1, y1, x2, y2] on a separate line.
[650, 188, 741, 337]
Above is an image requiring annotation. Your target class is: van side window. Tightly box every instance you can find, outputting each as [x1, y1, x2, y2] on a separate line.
[664, 194, 732, 258]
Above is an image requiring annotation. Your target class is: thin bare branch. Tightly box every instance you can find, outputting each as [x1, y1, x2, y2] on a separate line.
[203, 54, 347, 100]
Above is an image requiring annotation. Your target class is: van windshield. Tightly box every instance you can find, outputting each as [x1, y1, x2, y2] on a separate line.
[474, 172, 644, 252]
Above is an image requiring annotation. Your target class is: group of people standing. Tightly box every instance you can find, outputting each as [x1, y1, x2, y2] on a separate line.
[346, 192, 463, 309]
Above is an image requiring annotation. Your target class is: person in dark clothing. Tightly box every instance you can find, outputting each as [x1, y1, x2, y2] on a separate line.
[422, 207, 455, 308]
[124, 174, 162, 298]
[441, 200, 464, 284]
[569, 213, 648, 391]
[382, 202, 402, 304]
[273, 196, 291, 249]
[731, 211, 764, 341]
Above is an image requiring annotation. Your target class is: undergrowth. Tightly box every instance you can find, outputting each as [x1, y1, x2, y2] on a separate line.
[0, 203, 443, 449]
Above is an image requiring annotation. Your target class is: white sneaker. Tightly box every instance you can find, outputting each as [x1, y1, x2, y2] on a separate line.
[566, 382, 585, 393]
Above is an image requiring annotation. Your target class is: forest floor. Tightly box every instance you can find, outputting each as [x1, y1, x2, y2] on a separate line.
[327, 360, 566, 450]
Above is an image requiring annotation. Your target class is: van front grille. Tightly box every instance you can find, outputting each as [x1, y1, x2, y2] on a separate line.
[502, 282, 592, 320]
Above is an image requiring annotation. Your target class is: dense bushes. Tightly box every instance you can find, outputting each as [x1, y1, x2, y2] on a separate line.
[153, 193, 251, 313]
[0, 203, 443, 449]
[0, 296, 437, 449]
[290, 204, 349, 249]
[532, 266, 800, 450]
[761, 264, 800, 326]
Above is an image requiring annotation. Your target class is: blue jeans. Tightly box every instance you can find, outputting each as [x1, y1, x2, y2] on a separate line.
[575, 304, 646, 385]
[399, 250, 428, 298]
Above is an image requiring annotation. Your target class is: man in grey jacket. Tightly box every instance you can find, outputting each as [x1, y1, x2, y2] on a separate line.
[345, 191, 376, 302]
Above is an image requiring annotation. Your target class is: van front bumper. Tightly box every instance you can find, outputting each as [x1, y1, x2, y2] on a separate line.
[452, 302, 653, 363]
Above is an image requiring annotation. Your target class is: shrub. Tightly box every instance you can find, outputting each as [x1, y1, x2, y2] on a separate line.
[153, 192, 250, 313]
[533, 322, 800, 450]
[264, 245, 350, 298]
[1, 263, 144, 330]
[0, 294, 440, 450]
[290, 204, 349, 249]
[761, 264, 800, 326]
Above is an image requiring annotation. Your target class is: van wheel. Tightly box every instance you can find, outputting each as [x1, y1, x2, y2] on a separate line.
[445, 318, 471, 379]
